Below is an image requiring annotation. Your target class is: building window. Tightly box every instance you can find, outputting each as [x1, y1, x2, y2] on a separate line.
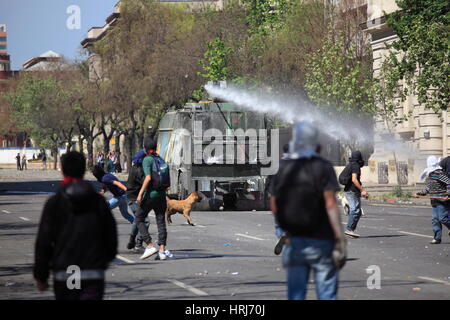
[0, 37, 6, 42]
[0, 45, 6, 50]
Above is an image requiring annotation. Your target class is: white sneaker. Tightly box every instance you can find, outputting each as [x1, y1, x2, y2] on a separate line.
[140, 246, 158, 260]
[158, 251, 167, 260]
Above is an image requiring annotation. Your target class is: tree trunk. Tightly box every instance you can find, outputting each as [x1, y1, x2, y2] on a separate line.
[86, 136, 94, 169]
[53, 146, 59, 170]
[124, 133, 135, 174]
[78, 136, 85, 154]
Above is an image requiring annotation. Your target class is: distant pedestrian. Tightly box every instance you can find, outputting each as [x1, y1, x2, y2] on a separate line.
[42, 153, 47, 170]
[21, 155, 27, 170]
[32, 154, 36, 161]
[16, 153, 21, 170]
[340, 151, 368, 238]
[270, 122, 347, 300]
[413, 156, 450, 244]
[92, 165, 135, 226]
[33, 151, 117, 300]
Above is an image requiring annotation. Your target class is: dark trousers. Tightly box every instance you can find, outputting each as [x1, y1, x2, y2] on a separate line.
[53, 279, 105, 300]
[135, 196, 167, 246]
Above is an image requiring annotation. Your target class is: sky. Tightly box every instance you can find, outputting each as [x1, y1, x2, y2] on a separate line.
[0, 0, 119, 70]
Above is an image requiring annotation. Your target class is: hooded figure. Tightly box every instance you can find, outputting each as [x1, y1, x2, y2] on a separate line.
[421, 156, 442, 181]
[349, 151, 365, 168]
[288, 121, 320, 160]
[439, 156, 450, 178]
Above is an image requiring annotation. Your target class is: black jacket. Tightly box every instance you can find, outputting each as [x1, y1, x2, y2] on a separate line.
[33, 181, 117, 283]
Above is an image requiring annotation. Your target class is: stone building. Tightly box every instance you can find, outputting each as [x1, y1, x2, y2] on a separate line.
[362, 0, 447, 186]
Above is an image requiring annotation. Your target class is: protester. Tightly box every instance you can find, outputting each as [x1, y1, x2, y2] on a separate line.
[413, 156, 450, 244]
[15, 153, 21, 170]
[21, 154, 27, 170]
[92, 164, 135, 226]
[125, 149, 150, 251]
[270, 121, 347, 300]
[439, 156, 450, 178]
[136, 138, 171, 261]
[33, 151, 117, 300]
[342, 151, 368, 238]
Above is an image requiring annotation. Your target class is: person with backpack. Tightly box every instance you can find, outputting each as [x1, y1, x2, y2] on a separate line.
[34, 151, 117, 300]
[136, 138, 172, 261]
[92, 164, 135, 227]
[339, 150, 368, 238]
[270, 121, 347, 300]
[125, 149, 150, 251]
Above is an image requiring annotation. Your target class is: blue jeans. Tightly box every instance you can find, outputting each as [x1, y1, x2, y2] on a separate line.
[108, 195, 134, 224]
[128, 201, 150, 239]
[432, 203, 450, 240]
[345, 191, 361, 231]
[283, 237, 338, 300]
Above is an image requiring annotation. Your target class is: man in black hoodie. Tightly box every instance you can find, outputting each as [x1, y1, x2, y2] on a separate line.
[34, 151, 117, 300]
[344, 151, 368, 238]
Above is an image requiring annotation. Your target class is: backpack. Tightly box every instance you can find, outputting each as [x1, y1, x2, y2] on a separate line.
[126, 164, 145, 199]
[274, 158, 324, 235]
[150, 155, 171, 191]
[338, 164, 352, 186]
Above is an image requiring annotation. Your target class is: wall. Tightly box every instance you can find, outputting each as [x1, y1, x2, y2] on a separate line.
[0, 147, 66, 164]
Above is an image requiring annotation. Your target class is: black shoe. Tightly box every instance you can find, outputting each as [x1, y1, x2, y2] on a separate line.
[274, 235, 287, 255]
[430, 239, 441, 244]
[127, 236, 136, 250]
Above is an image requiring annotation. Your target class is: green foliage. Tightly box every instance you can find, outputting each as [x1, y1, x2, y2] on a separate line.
[198, 37, 233, 82]
[385, 0, 450, 112]
[304, 33, 374, 116]
[241, 0, 292, 35]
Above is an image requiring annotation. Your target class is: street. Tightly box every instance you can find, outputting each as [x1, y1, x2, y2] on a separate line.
[0, 171, 449, 300]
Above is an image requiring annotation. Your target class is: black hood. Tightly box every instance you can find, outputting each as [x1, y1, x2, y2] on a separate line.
[60, 181, 98, 213]
[439, 156, 450, 173]
[349, 151, 364, 167]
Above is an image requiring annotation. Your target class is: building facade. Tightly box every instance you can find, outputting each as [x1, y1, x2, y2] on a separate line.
[363, 0, 448, 185]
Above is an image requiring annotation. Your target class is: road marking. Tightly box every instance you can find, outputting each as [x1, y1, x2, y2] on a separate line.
[19, 217, 30, 221]
[368, 203, 430, 209]
[167, 279, 209, 296]
[2, 210, 11, 214]
[418, 276, 450, 286]
[398, 231, 433, 239]
[116, 255, 135, 264]
[235, 233, 265, 241]
[1, 191, 54, 195]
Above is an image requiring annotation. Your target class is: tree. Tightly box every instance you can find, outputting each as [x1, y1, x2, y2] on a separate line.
[385, 0, 450, 112]
[6, 74, 77, 169]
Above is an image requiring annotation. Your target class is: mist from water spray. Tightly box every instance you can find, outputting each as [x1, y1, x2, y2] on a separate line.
[205, 83, 420, 158]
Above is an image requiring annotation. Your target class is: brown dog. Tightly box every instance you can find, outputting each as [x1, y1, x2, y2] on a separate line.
[166, 192, 200, 226]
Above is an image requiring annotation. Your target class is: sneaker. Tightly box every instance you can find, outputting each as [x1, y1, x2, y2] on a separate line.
[274, 235, 287, 255]
[127, 236, 136, 250]
[164, 250, 173, 258]
[158, 251, 167, 260]
[345, 230, 360, 238]
[140, 246, 158, 260]
[430, 239, 441, 244]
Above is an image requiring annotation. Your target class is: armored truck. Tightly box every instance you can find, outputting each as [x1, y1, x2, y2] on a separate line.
[155, 94, 281, 211]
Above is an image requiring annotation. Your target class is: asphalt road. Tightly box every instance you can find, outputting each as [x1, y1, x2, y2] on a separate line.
[0, 173, 449, 300]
